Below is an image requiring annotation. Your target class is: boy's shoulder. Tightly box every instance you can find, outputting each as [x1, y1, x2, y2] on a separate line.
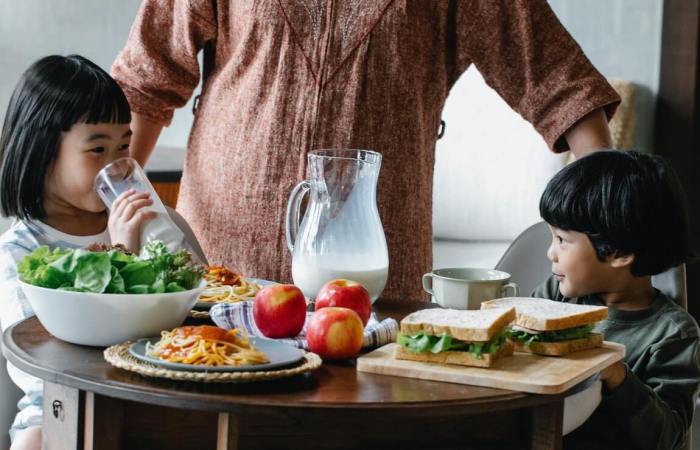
[652, 292, 699, 341]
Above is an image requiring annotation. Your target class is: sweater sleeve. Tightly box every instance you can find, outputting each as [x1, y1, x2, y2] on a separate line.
[603, 336, 700, 450]
[452, 0, 620, 151]
[111, 0, 217, 125]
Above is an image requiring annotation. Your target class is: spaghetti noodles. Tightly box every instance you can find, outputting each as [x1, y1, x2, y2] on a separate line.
[197, 266, 261, 304]
[146, 325, 269, 366]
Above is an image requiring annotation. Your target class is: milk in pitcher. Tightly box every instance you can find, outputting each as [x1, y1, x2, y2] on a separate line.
[292, 257, 388, 302]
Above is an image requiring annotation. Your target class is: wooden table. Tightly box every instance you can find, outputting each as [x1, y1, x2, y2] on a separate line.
[2, 302, 566, 450]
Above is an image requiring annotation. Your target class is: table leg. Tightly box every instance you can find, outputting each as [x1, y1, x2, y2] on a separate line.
[529, 398, 564, 450]
[217, 413, 239, 450]
[42, 382, 82, 450]
[82, 392, 124, 450]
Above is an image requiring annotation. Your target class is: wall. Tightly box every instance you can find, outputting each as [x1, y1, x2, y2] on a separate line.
[548, 0, 664, 152]
[0, 0, 196, 151]
[433, 0, 664, 244]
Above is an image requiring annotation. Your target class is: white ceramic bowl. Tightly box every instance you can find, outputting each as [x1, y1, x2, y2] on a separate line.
[563, 377, 603, 435]
[19, 279, 206, 347]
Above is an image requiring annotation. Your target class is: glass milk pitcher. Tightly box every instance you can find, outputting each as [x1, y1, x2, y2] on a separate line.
[286, 149, 389, 303]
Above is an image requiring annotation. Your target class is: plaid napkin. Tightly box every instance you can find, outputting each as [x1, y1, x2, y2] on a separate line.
[210, 301, 399, 350]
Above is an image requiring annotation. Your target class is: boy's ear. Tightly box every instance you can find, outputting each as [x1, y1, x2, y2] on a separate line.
[609, 252, 635, 269]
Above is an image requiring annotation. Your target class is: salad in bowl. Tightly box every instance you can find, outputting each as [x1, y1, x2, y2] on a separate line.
[18, 241, 206, 346]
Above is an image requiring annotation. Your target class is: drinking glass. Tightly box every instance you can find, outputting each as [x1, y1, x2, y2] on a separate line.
[94, 157, 185, 252]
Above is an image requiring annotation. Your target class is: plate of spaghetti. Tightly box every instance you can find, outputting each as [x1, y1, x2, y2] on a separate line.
[129, 325, 304, 372]
[195, 266, 273, 309]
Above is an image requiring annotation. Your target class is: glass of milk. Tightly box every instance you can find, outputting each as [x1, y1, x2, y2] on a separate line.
[286, 149, 389, 303]
[94, 157, 186, 253]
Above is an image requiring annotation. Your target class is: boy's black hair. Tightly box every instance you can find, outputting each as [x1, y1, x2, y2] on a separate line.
[540, 150, 691, 277]
[0, 54, 131, 220]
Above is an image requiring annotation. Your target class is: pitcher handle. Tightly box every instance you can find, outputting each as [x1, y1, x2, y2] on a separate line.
[285, 180, 311, 252]
[501, 282, 519, 298]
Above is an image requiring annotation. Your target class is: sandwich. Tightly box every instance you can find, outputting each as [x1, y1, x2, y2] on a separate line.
[394, 307, 516, 368]
[480, 297, 608, 356]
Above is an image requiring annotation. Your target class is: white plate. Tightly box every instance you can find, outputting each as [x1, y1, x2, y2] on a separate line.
[129, 336, 304, 372]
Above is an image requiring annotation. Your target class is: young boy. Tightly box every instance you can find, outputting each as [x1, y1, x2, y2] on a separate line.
[533, 150, 699, 450]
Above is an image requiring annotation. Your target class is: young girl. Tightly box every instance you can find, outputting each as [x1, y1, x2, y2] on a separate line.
[0, 55, 157, 450]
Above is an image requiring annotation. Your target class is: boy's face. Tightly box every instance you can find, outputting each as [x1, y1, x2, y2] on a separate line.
[546, 225, 618, 298]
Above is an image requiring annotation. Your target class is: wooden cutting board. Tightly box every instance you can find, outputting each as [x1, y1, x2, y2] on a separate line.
[356, 342, 625, 394]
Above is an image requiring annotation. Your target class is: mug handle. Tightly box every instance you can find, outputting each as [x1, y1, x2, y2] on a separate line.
[422, 273, 435, 296]
[501, 282, 519, 298]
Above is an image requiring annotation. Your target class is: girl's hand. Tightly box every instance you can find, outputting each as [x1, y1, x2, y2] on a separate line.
[108, 189, 157, 252]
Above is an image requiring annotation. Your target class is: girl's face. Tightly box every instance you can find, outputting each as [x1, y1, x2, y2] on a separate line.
[546, 225, 617, 298]
[45, 122, 132, 214]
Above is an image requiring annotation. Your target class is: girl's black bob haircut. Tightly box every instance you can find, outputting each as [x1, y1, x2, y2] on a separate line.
[540, 150, 691, 277]
[0, 54, 131, 220]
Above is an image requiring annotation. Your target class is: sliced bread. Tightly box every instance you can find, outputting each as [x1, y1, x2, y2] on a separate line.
[480, 297, 607, 331]
[400, 307, 515, 342]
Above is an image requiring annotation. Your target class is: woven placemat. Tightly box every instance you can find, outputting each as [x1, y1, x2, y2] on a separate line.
[104, 342, 322, 383]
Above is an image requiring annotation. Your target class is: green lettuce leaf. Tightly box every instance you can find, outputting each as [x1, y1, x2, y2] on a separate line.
[505, 324, 595, 345]
[119, 261, 156, 287]
[17, 246, 73, 288]
[397, 331, 505, 359]
[165, 282, 186, 292]
[17, 241, 203, 294]
[105, 267, 126, 294]
[72, 251, 112, 293]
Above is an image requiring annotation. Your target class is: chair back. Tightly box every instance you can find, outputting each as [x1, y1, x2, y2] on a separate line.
[494, 221, 551, 297]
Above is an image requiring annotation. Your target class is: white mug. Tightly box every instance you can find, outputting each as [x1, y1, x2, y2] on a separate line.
[422, 268, 519, 310]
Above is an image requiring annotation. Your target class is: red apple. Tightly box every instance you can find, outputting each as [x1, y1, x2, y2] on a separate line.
[315, 279, 371, 326]
[307, 307, 364, 359]
[253, 284, 306, 338]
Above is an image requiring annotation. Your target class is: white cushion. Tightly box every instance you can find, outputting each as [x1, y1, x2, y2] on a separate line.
[433, 67, 565, 241]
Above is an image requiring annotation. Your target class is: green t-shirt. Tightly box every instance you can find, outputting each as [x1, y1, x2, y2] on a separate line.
[533, 276, 700, 450]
